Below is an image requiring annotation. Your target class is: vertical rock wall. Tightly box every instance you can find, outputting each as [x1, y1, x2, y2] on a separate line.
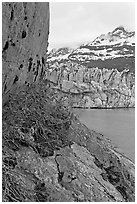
[2, 2, 49, 102]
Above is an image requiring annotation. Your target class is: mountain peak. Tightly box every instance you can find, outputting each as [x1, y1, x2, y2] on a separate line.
[111, 26, 128, 36]
[113, 26, 126, 32]
[91, 26, 135, 46]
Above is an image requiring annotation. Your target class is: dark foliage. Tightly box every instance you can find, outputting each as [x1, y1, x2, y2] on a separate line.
[2, 80, 73, 202]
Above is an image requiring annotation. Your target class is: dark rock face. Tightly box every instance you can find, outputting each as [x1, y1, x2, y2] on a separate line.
[2, 2, 49, 102]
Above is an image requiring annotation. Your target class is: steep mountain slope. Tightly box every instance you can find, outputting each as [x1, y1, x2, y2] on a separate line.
[2, 4, 135, 202]
[48, 26, 135, 73]
[91, 26, 135, 46]
[3, 81, 135, 202]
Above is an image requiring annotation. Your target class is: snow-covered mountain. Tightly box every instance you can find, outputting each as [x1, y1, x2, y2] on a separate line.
[45, 27, 135, 108]
[90, 26, 135, 46]
[48, 27, 135, 72]
[48, 47, 73, 62]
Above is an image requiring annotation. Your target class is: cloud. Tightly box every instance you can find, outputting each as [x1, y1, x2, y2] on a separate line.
[48, 2, 135, 50]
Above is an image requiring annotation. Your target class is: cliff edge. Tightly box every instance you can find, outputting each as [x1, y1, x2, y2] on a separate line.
[2, 2, 135, 202]
[2, 81, 135, 201]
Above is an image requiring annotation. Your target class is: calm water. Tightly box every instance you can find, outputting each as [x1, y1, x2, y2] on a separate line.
[74, 108, 135, 162]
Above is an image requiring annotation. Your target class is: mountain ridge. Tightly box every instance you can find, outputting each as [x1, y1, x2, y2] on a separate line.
[48, 26, 135, 73]
[46, 26, 135, 108]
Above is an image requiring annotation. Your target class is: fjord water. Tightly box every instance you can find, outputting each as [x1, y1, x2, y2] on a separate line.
[74, 108, 135, 162]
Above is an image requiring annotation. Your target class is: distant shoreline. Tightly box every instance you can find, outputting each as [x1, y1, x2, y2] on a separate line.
[72, 106, 135, 110]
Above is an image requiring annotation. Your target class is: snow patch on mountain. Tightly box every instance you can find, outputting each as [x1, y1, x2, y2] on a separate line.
[90, 26, 135, 46]
[47, 27, 135, 71]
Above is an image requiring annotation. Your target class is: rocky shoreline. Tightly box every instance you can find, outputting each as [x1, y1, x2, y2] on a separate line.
[2, 82, 135, 202]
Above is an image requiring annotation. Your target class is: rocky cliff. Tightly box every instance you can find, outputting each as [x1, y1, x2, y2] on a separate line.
[2, 2, 49, 103]
[2, 3, 135, 202]
[2, 81, 135, 202]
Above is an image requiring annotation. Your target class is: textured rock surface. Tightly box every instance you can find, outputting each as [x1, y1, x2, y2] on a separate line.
[2, 2, 49, 102]
[45, 61, 135, 108]
[2, 82, 135, 202]
[2, 3, 135, 202]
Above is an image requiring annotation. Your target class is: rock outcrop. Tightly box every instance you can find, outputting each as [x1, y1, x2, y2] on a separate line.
[2, 2, 49, 103]
[2, 81, 135, 202]
[45, 61, 135, 108]
[2, 3, 135, 202]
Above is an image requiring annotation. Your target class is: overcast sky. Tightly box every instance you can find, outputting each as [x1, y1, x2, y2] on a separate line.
[48, 2, 135, 50]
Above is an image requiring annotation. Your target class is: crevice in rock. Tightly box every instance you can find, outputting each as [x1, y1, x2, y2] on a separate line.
[2, 41, 9, 53]
[13, 75, 19, 84]
[94, 157, 103, 169]
[42, 57, 45, 65]
[116, 186, 128, 200]
[22, 2, 27, 22]
[28, 57, 33, 72]
[22, 30, 27, 39]
[40, 64, 44, 78]
[10, 8, 14, 21]
[58, 172, 64, 182]
[34, 60, 40, 82]
[4, 84, 7, 92]
[55, 154, 64, 183]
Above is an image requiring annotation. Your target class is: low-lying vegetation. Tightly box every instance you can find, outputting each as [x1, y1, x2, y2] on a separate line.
[2, 80, 73, 202]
